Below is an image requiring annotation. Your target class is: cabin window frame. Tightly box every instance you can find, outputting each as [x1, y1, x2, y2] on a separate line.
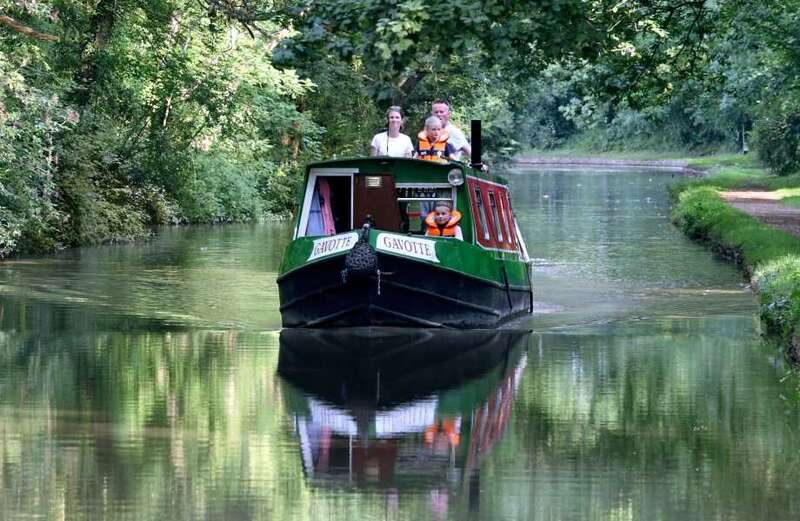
[395, 183, 455, 235]
[487, 191, 504, 242]
[473, 185, 491, 241]
[296, 168, 357, 239]
[499, 191, 515, 246]
[467, 175, 520, 252]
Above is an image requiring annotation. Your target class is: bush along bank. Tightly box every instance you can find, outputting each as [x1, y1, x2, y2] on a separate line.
[671, 183, 800, 362]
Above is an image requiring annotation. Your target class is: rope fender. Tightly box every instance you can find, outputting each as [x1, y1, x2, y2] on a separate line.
[342, 219, 380, 293]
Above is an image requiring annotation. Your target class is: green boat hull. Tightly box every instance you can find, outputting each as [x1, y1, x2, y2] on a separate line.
[278, 229, 532, 328]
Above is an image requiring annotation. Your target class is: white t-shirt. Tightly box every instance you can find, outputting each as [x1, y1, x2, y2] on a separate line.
[371, 132, 414, 157]
[444, 123, 468, 160]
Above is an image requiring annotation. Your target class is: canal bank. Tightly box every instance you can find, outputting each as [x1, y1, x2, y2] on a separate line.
[669, 172, 800, 362]
[518, 154, 800, 363]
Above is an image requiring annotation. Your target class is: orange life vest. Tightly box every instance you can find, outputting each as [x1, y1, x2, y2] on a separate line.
[425, 210, 462, 236]
[417, 129, 450, 161]
[424, 418, 461, 447]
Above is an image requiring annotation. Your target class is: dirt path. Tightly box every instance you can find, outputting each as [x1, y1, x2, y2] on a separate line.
[720, 191, 800, 237]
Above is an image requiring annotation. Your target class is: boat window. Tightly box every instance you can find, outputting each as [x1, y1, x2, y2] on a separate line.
[488, 191, 504, 242]
[499, 191, 514, 244]
[395, 185, 453, 234]
[474, 186, 491, 241]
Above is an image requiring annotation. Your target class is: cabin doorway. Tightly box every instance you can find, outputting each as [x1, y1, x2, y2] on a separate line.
[325, 176, 352, 233]
[395, 184, 455, 235]
[301, 173, 353, 237]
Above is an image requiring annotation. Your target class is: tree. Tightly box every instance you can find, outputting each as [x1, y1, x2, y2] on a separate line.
[275, 0, 712, 105]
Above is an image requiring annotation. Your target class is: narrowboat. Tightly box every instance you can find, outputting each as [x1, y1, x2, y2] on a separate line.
[277, 122, 533, 329]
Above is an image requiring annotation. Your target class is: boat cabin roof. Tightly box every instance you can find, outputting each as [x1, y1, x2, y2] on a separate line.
[305, 157, 509, 185]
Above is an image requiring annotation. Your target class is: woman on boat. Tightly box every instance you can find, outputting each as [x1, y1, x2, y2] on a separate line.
[416, 116, 456, 161]
[424, 200, 463, 240]
[370, 106, 414, 157]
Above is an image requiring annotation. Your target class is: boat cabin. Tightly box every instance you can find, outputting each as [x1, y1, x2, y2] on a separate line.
[293, 157, 529, 259]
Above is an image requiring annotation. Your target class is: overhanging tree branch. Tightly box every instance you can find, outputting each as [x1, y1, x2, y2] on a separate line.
[0, 15, 58, 41]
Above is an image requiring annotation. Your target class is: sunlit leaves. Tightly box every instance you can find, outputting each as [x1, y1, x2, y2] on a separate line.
[276, 0, 713, 107]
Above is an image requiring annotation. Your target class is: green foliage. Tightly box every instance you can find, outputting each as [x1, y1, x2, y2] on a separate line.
[2, 0, 798, 261]
[260, 163, 305, 217]
[516, 0, 800, 161]
[554, 85, 738, 153]
[754, 256, 800, 339]
[514, 63, 579, 150]
[754, 113, 800, 176]
[277, 0, 710, 104]
[292, 59, 379, 159]
[780, 196, 800, 209]
[399, 63, 522, 164]
[671, 187, 729, 242]
[61, 182, 150, 245]
[0, 0, 321, 257]
[175, 153, 264, 222]
[0, 26, 70, 255]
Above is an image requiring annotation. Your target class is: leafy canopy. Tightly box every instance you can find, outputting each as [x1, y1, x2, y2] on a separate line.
[275, 0, 710, 103]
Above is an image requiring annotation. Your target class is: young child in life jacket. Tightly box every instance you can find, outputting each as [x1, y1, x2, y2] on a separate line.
[424, 200, 463, 240]
[416, 116, 456, 162]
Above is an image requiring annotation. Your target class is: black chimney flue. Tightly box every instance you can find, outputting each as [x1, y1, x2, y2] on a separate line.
[470, 119, 482, 169]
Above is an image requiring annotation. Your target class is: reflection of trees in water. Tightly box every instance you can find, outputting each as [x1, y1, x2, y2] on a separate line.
[4, 316, 797, 520]
[0, 328, 310, 520]
[493, 321, 800, 520]
[0, 325, 534, 520]
[0, 223, 290, 334]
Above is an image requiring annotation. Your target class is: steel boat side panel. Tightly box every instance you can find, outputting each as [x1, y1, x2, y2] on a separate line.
[278, 250, 531, 328]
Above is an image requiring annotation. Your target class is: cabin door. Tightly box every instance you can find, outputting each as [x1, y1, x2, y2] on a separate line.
[353, 175, 402, 231]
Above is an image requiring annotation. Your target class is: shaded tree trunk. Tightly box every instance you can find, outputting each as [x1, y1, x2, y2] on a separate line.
[75, 0, 117, 108]
[391, 71, 427, 107]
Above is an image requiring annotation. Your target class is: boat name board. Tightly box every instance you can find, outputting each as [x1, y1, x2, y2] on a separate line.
[307, 232, 359, 261]
[376, 233, 439, 263]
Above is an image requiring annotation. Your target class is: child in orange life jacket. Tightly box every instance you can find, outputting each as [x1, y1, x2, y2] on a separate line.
[424, 200, 463, 240]
[416, 116, 456, 162]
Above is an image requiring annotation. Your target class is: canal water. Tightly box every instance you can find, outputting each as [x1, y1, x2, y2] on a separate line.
[1, 167, 800, 520]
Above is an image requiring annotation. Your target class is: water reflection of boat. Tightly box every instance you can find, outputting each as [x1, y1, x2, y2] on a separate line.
[277, 328, 530, 506]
